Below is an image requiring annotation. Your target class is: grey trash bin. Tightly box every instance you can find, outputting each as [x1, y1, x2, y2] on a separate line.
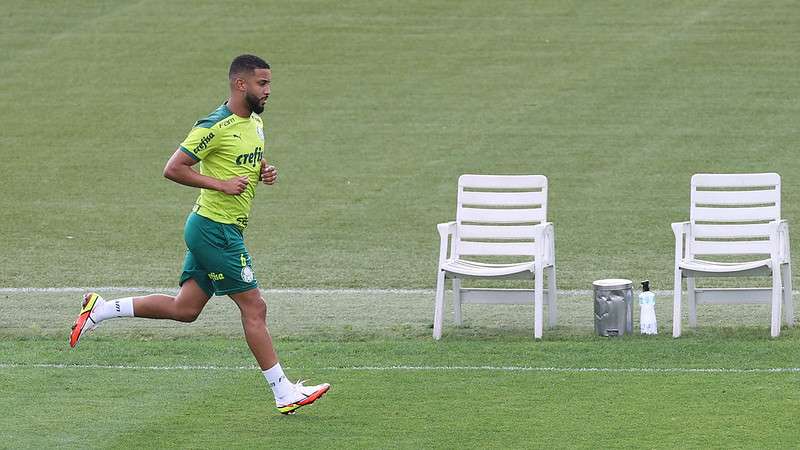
[593, 279, 633, 336]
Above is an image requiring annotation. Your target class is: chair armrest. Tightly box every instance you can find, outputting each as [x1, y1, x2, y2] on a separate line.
[769, 220, 791, 263]
[437, 221, 457, 267]
[672, 221, 690, 261]
[437, 221, 457, 238]
[671, 221, 690, 237]
[532, 222, 555, 265]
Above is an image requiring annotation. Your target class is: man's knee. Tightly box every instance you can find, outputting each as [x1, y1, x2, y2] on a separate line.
[246, 296, 267, 319]
[173, 280, 211, 322]
[240, 295, 267, 322]
[174, 307, 202, 323]
[230, 289, 267, 322]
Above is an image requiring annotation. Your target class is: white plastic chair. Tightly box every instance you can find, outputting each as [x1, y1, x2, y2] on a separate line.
[433, 175, 556, 340]
[672, 173, 793, 337]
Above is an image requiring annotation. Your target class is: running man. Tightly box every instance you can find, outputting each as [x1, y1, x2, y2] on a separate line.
[69, 54, 329, 415]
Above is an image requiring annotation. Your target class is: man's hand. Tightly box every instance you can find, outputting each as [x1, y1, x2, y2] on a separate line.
[219, 176, 249, 195]
[260, 160, 278, 185]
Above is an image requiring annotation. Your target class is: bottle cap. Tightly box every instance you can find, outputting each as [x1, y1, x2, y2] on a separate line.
[641, 280, 650, 291]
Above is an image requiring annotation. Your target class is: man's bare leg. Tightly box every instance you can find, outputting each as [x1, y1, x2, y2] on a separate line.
[70, 279, 212, 347]
[228, 287, 329, 413]
[133, 279, 212, 322]
[228, 287, 277, 370]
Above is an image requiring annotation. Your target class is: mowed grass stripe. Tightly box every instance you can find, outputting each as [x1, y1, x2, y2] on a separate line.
[2, 363, 799, 374]
[2, 291, 796, 347]
[2, 1, 799, 290]
[2, 366, 798, 448]
[3, 336, 798, 372]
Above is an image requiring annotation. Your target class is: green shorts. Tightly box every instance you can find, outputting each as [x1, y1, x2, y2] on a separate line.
[180, 212, 258, 297]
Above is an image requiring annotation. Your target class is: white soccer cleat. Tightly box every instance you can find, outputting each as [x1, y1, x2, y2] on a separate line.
[276, 380, 331, 415]
[69, 293, 105, 348]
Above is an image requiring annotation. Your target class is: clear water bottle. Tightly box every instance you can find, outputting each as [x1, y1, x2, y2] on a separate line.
[639, 280, 657, 335]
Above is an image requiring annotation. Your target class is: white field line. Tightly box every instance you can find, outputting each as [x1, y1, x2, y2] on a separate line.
[2, 287, 800, 298]
[0, 287, 593, 296]
[0, 363, 798, 374]
[0, 287, 759, 297]
[0, 287, 433, 295]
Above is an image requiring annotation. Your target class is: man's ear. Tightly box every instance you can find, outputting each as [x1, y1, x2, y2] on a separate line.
[233, 77, 247, 92]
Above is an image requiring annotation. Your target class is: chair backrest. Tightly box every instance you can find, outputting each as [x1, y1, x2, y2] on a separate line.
[454, 174, 547, 259]
[689, 173, 781, 258]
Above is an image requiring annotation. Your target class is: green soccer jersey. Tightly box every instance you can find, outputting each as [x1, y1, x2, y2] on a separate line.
[179, 103, 265, 229]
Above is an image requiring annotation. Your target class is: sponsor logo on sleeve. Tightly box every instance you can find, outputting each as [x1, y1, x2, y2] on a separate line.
[193, 132, 215, 153]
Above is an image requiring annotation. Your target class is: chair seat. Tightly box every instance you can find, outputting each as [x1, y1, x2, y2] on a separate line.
[441, 259, 536, 278]
[678, 258, 772, 274]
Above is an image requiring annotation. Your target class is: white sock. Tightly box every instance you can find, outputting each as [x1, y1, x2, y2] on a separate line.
[93, 297, 135, 322]
[263, 363, 294, 401]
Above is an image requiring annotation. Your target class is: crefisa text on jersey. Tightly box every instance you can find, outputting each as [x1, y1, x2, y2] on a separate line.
[235, 146, 264, 167]
[193, 132, 215, 153]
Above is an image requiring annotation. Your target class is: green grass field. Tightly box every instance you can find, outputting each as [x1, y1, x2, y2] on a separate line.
[2, 0, 800, 448]
[2, 291, 799, 448]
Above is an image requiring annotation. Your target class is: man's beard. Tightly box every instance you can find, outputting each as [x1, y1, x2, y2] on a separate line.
[245, 92, 264, 114]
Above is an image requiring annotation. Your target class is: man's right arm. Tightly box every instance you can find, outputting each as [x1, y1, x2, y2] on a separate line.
[163, 149, 248, 195]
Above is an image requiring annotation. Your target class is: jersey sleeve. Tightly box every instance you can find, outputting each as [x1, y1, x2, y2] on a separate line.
[179, 126, 219, 161]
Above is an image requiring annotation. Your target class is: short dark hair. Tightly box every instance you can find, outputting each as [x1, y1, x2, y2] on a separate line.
[229, 54, 270, 78]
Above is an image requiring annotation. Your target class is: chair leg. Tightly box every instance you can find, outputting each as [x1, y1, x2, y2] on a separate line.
[771, 266, 783, 338]
[782, 262, 794, 327]
[687, 277, 697, 327]
[534, 264, 544, 339]
[433, 270, 446, 340]
[673, 268, 683, 338]
[547, 265, 557, 329]
[453, 278, 463, 326]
